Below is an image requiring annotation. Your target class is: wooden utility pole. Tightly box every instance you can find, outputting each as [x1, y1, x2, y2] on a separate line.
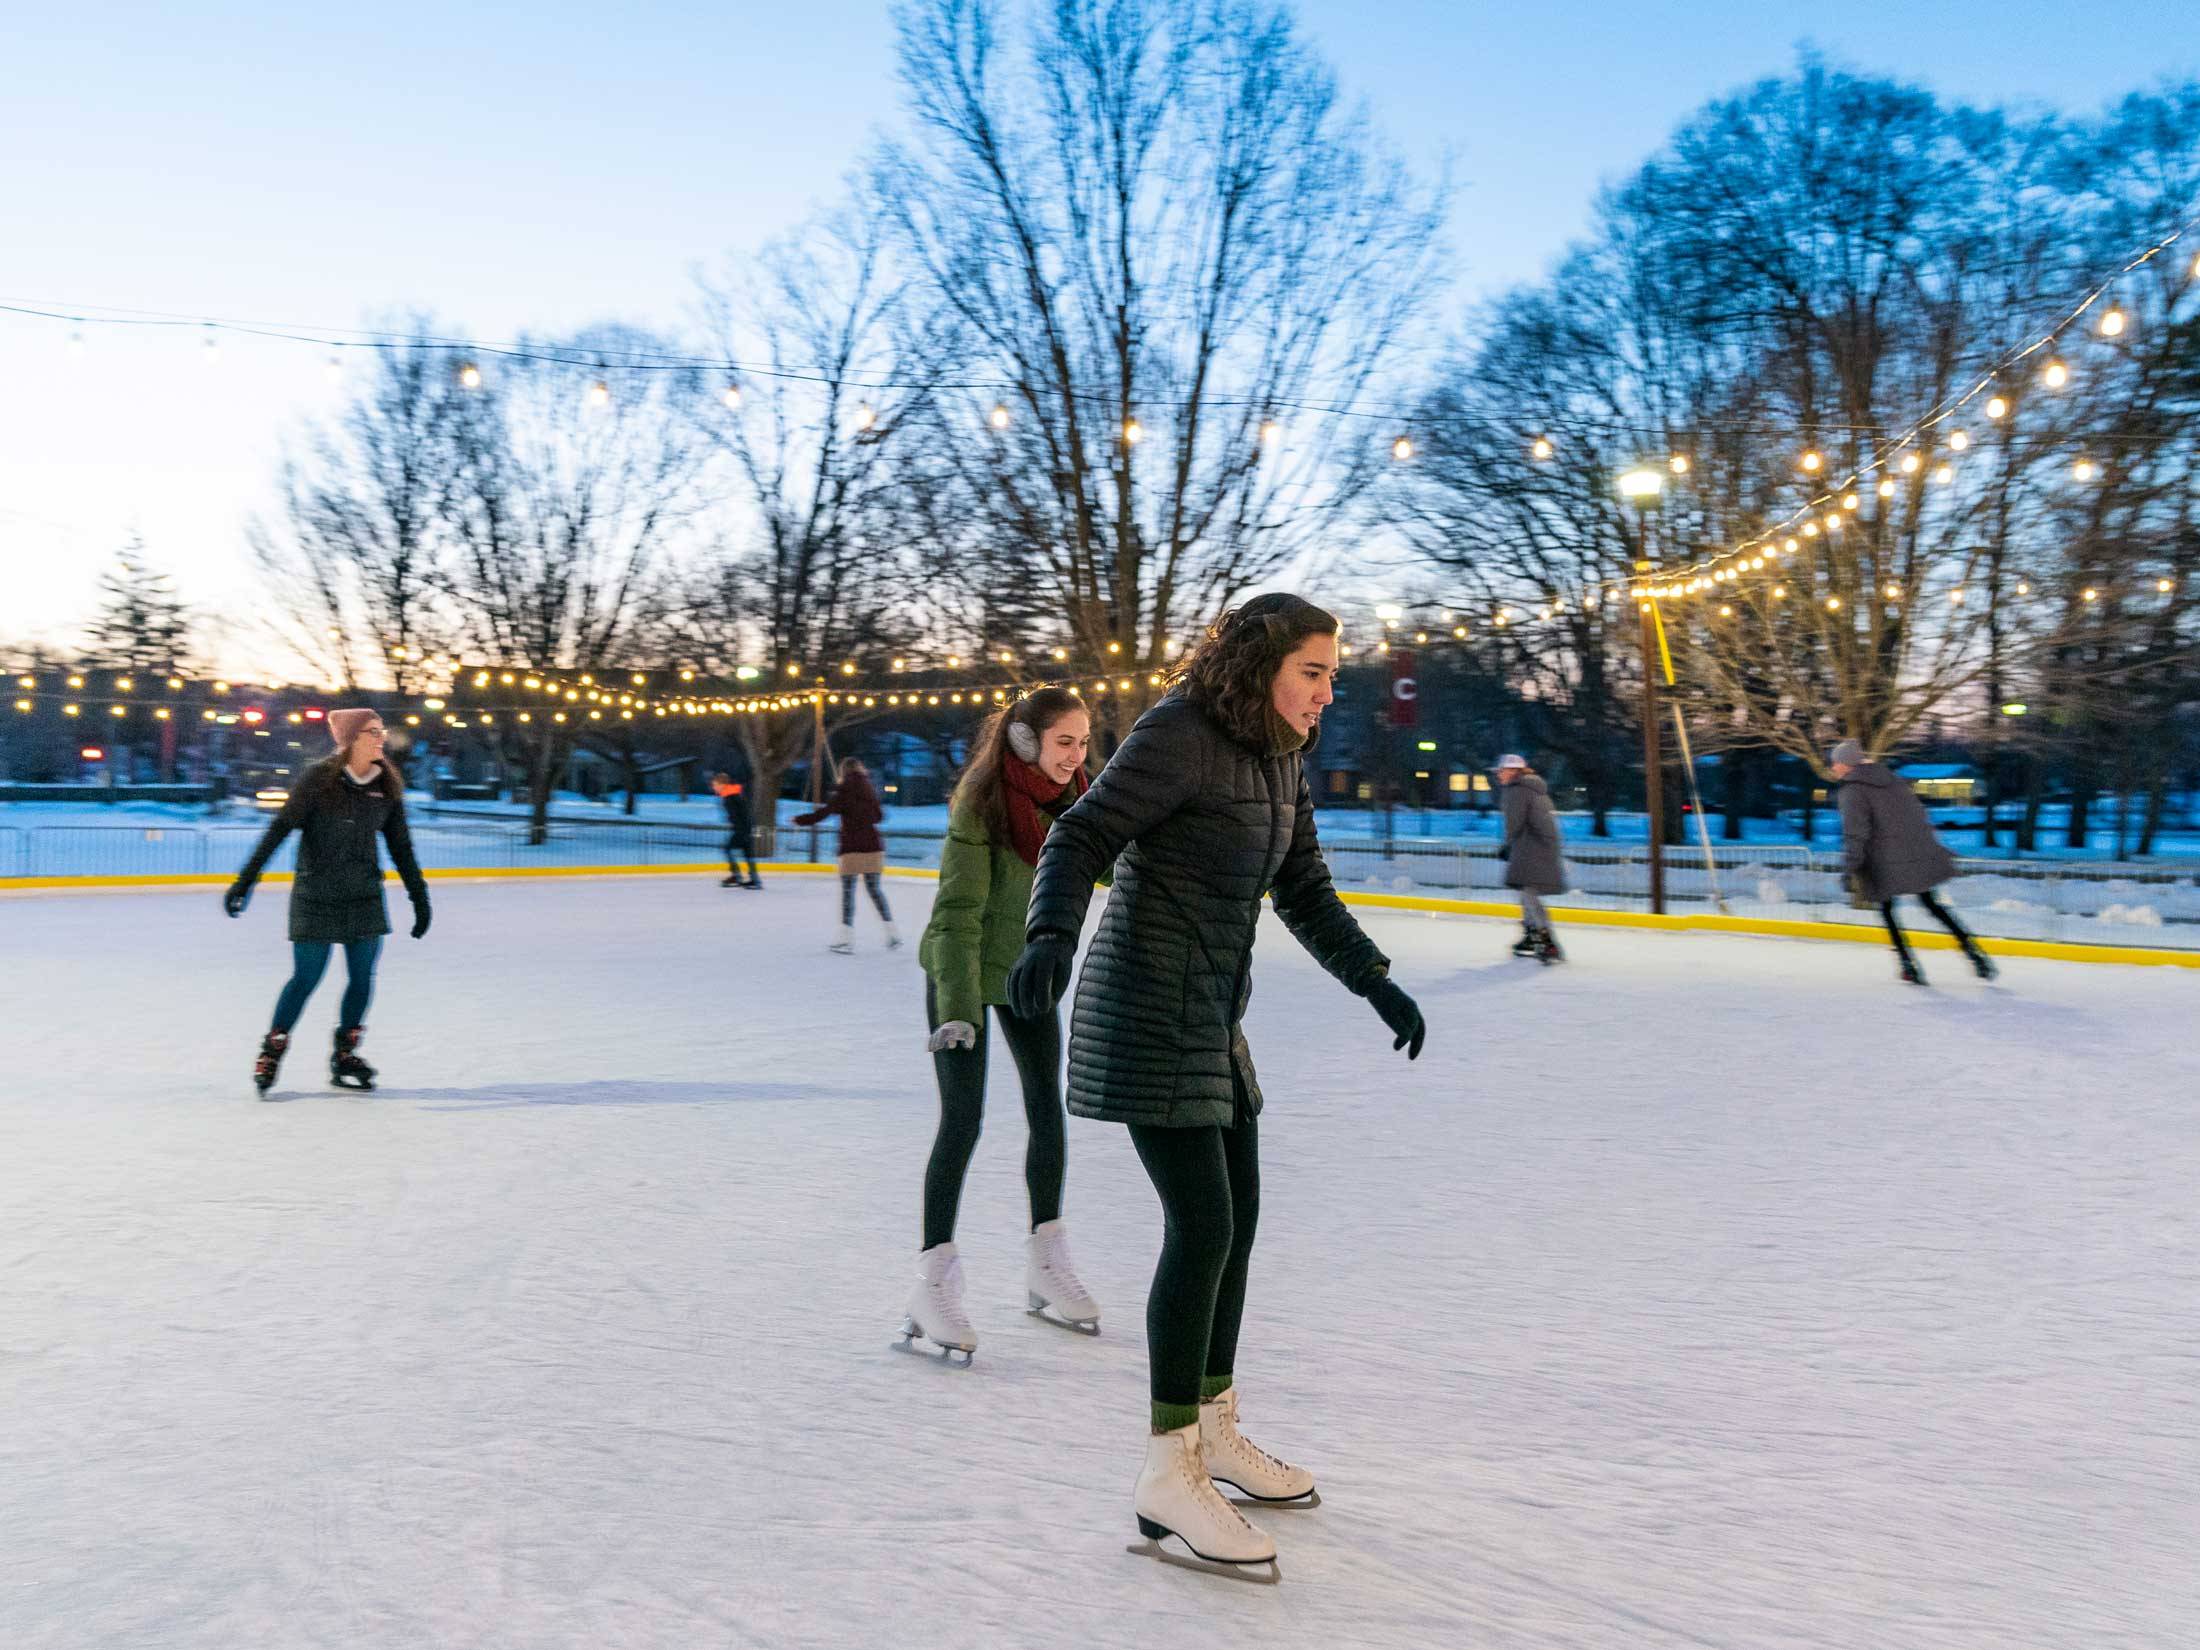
[1634, 557, 1666, 915]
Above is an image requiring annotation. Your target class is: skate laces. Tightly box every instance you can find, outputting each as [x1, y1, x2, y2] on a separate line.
[1215, 1395, 1294, 1478]
[1177, 1435, 1254, 1532]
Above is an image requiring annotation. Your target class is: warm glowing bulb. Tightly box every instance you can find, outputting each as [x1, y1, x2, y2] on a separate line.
[1260, 419, 1281, 446]
[1800, 450, 1822, 472]
[2043, 360, 2069, 389]
[2073, 458, 2096, 481]
[1827, 596, 1842, 611]
[1877, 479, 1896, 498]
[855, 404, 876, 430]
[458, 363, 482, 389]
[990, 403, 1011, 429]
[1949, 430, 1970, 451]
[1843, 494, 1859, 510]
[1986, 396, 2008, 420]
[1950, 589, 1965, 604]
[2083, 587, 2098, 602]
[587, 380, 611, 408]
[1901, 453, 1922, 474]
[1669, 454, 1690, 475]
[2101, 307, 2125, 337]
[1934, 465, 1954, 485]
[1391, 436, 1414, 461]
[721, 385, 742, 409]
[2157, 578, 2173, 593]
[1123, 418, 1142, 445]
[1531, 436, 1553, 460]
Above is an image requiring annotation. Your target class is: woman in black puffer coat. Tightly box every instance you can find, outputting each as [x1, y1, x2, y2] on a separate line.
[224, 708, 431, 1094]
[1007, 593, 1426, 1569]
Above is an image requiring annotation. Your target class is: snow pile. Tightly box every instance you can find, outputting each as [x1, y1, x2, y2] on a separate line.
[2097, 902, 2164, 928]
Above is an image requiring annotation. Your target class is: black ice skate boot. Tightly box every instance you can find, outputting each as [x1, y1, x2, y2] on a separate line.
[1510, 923, 1539, 958]
[253, 1030, 289, 1096]
[331, 1025, 377, 1090]
[1534, 928, 1565, 966]
[1962, 938, 1998, 981]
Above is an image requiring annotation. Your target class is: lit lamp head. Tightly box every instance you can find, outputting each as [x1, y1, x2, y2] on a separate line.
[1617, 468, 1664, 509]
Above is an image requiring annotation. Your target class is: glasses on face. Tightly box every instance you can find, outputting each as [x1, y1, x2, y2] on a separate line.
[360, 726, 387, 739]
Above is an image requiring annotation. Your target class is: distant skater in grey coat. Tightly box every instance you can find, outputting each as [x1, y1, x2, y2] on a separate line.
[1497, 754, 1566, 964]
[1831, 739, 1995, 985]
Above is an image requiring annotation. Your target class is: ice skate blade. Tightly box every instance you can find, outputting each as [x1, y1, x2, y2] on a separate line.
[1213, 1479, 1321, 1509]
[1126, 1527, 1280, 1584]
[1026, 1294, 1101, 1335]
[894, 1321, 975, 1366]
[330, 1077, 375, 1091]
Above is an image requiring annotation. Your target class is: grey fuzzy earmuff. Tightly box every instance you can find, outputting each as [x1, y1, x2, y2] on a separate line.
[1006, 719, 1041, 762]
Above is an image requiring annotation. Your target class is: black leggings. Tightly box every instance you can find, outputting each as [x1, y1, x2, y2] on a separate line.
[1127, 1092, 1261, 1410]
[724, 835, 758, 881]
[922, 980, 1066, 1250]
[843, 873, 892, 926]
[1880, 890, 1976, 959]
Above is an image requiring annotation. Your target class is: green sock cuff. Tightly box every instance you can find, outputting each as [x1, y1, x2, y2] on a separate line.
[1151, 1401, 1201, 1433]
[1199, 1374, 1234, 1401]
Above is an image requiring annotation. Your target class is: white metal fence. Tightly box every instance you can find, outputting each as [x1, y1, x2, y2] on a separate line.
[6, 815, 2196, 950]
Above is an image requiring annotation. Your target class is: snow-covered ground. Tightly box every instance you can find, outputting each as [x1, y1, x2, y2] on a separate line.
[2, 877, 2194, 1648]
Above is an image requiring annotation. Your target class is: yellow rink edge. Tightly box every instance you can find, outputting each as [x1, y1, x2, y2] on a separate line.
[3, 863, 2192, 969]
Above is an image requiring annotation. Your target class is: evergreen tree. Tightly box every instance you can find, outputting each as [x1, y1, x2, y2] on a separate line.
[83, 539, 194, 675]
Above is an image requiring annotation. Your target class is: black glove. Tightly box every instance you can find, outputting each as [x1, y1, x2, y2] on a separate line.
[1366, 976, 1425, 1061]
[1006, 932, 1076, 1021]
[1497, 842, 1511, 862]
[223, 881, 251, 918]
[410, 896, 432, 939]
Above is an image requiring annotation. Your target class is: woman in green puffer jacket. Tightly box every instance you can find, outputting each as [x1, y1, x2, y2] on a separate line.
[900, 687, 1098, 1362]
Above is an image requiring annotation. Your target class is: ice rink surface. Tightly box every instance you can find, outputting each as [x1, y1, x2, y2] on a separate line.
[3, 874, 2194, 1649]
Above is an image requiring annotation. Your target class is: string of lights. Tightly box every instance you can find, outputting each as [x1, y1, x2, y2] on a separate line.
[1608, 215, 2200, 603]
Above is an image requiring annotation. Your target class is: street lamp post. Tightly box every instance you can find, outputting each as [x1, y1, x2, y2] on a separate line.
[1618, 468, 1667, 914]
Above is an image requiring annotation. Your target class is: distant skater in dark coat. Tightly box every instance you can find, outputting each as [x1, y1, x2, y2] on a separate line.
[1831, 739, 1994, 985]
[1496, 753, 1567, 964]
[712, 773, 761, 889]
[793, 758, 898, 953]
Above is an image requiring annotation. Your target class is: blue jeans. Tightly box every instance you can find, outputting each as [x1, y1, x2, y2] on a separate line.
[270, 938, 382, 1034]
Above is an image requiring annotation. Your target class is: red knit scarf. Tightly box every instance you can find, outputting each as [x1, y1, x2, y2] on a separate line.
[1002, 755, 1086, 866]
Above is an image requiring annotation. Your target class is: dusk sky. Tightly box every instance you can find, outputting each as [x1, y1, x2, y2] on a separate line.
[5, 0, 2191, 674]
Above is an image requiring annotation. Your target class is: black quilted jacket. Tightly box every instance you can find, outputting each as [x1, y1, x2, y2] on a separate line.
[1025, 693, 1390, 1128]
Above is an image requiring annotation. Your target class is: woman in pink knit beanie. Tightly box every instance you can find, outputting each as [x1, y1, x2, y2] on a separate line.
[223, 707, 432, 1095]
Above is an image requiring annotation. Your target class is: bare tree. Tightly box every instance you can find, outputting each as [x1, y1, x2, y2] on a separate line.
[663, 209, 931, 814]
[248, 331, 471, 693]
[441, 328, 717, 840]
[875, 0, 1445, 721]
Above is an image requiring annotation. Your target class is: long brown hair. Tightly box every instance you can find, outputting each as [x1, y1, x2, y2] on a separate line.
[1171, 592, 1339, 747]
[951, 686, 1088, 848]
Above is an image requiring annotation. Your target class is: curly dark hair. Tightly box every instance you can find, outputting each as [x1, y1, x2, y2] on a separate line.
[1170, 593, 1339, 747]
[951, 686, 1090, 848]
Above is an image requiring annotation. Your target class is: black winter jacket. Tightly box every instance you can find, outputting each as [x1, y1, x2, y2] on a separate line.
[234, 755, 428, 942]
[1025, 694, 1389, 1129]
[718, 787, 755, 841]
